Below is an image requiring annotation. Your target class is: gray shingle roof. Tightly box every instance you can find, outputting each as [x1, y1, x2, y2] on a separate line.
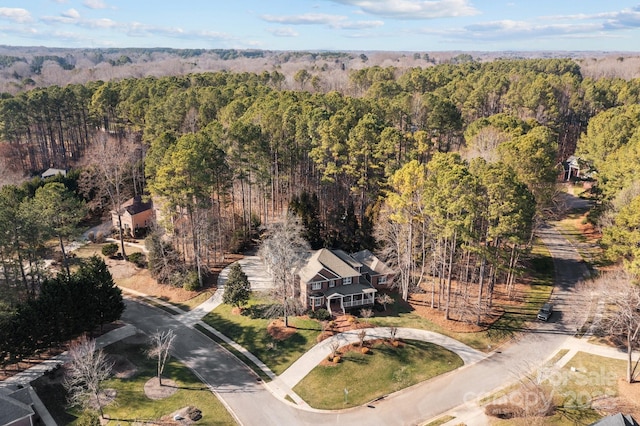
[298, 248, 360, 283]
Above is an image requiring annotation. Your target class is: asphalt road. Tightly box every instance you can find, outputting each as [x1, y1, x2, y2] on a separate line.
[121, 199, 592, 425]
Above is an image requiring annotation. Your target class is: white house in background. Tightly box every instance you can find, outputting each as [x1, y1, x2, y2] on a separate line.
[297, 248, 392, 315]
[41, 168, 67, 179]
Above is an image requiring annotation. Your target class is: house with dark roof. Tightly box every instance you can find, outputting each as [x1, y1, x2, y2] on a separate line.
[111, 196, 154, 237]
[0, 384, 53, 426]
[297, 248, 392, 315]
[591, 413, 640, 426]
[351, 249, 395, 289]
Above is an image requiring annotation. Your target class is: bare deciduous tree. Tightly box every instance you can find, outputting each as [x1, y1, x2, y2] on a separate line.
[357, 329, 367, 347]
[595, 270, 640, 383]
[147, 329, 176, 386]
[359, 308, 373, 322]
[63, 336, 113, 419]
[258, 213, 310, 327]
[80, 132, 141, 259]
[376, 294, 394, 311]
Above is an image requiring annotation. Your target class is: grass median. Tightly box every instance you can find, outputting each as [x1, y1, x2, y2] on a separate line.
[293, 339, 463, 409]
[33, 338, 237, 425]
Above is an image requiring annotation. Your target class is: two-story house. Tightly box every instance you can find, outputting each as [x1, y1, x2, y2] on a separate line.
[111, 196, 153, 237]
[297, 248, 391, 315]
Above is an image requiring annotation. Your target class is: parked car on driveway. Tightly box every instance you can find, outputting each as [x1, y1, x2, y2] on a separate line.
[537, 303, 553, 321]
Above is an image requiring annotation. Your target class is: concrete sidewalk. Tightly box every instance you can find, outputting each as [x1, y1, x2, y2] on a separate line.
[0, 324, 137, 388]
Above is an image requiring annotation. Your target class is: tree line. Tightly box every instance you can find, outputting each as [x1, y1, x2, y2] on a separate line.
[0, 256, 124, 371]
[2, 57, 640, 300]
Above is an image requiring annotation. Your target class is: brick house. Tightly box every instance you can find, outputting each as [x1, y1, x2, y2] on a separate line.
[111, 196, 153, 237]
[297, 248, 392, 315]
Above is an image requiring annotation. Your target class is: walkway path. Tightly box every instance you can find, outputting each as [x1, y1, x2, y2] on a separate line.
[278, 327, 486, 390]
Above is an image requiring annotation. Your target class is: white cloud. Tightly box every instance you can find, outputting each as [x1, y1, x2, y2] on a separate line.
[414, 5, 640, 45]
[83, 0, 109, 10]
[262, 13, 345, 25]
[326, 0, 479, 19]
[261, 13, 383, 30]
[0, 8, 33, 24]
[61, 9, 81, 20]
[267, 27, 299, 37]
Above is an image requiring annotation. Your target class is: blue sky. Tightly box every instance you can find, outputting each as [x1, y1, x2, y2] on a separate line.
[1, 1, 640, 51]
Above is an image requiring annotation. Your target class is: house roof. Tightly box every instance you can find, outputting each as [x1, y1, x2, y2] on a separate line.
[122, 196, 153, 216]
[298, 248, 361, 283]
[0, 390, 34, 425]
[324, 282, 377, 298]
[351, 249, 394, 276]
[41, 168, 67, 178]
[591, 413, 640, 426]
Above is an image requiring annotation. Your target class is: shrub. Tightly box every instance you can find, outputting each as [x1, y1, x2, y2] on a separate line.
[309, 308, 331, 321]
[101, 243, 118, 257]
[361, 347, 370, 354]
[94, 231, 105, 243]
[127, 252, 146, 268]
[359, 308, 373, 320]
[86, 231, 95, 242]
[75, 411, 101, 426]
[182, 271, 200, 291]
[485, 403, 525, 419]
[332, 356, 341, 363]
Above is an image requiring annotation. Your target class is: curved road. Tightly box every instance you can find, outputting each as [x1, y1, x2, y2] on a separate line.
[122, 197, 592, 425]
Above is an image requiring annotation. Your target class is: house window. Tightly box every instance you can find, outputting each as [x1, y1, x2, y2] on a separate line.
[379, 276, 387, 284]
[329, 280, 336, 288]
[311, 282, 322, 291]
[309, 296, 324, 307]
[343, 277, 352, 285]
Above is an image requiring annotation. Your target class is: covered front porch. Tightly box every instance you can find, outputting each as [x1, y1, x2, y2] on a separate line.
[324, 284, 377, 315]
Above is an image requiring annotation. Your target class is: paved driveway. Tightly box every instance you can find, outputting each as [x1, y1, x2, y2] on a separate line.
[218, 256, 274, 291]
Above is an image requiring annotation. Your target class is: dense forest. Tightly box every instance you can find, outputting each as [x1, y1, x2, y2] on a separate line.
[2, 55, 640, 326]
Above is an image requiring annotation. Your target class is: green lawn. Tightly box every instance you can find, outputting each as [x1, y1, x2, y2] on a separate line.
[293, 339, 463, 409]
[33, 339, 237, 425]
[490, 352, 626, 425]
[203, 295, 322, 375]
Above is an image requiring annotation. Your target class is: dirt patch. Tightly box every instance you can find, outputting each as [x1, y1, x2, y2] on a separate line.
[109, 354, 138, 379]
[144, 377, 179, 400]
[407, 293, 492, 333]
[88, 388, 117, 410]
[267, 319, 297, 340]
[615, 379, 640, 419]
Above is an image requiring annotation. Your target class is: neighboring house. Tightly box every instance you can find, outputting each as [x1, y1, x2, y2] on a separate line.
[111, 196, 153, 237]
[591, 413, 639, 426]
[561, 155, 581, 181]
[0, 385, 47, 426]
[297, 248, 392, 315]
[40, 168, 66, 179]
